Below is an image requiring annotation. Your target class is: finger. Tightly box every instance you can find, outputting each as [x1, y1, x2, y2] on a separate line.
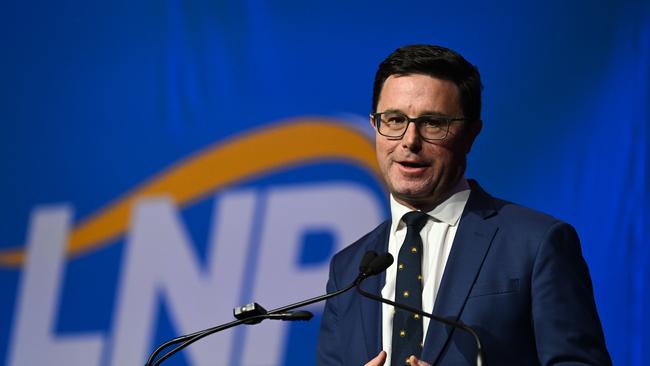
[408, 355, 431, 366]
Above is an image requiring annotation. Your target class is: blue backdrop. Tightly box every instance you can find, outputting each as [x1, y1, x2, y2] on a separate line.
[1, 0, 648, 365]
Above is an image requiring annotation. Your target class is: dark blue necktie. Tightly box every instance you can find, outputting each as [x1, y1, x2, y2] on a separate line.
[391, 211, 429, 366]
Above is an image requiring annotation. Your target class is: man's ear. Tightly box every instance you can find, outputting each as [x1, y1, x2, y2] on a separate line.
[370, 114, 377, 129]
[464, 119, 482, 154]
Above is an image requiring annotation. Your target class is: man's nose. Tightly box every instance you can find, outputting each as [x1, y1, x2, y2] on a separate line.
[401, 122, 422, 151]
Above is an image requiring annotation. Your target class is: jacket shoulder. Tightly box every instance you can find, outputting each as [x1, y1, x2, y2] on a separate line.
[492, 197, 572, 237]
[469, 180, 571, 237]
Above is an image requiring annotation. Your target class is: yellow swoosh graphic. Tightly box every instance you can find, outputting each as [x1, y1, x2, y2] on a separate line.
[0, 119, 380, 268]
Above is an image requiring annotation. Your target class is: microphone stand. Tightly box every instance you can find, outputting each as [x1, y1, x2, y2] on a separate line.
[146, 250, 386, 366]
[147, 312, 311, 366]
[356, 283, 485, 366]
[147, 278, 363, 366]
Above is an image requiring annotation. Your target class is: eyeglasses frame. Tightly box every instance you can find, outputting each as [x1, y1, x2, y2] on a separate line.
[370, 112, 469, 142]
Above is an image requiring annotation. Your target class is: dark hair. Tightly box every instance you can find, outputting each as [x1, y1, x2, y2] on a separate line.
[372, 44, 483, 121]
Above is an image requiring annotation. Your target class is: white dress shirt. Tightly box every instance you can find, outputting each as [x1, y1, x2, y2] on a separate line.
[381, 178, 471, 364]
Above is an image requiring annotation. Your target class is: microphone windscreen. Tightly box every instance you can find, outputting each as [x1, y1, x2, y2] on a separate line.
[359, 251, 379, 274]
[367, 253, 394, 275]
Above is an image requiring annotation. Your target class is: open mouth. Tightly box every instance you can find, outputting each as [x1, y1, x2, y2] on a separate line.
[399, 161, 428, 168]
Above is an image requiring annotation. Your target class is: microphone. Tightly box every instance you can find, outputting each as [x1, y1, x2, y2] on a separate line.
[358, 250, 379, 275]
[233, 302, 315, 323]
[267, 310, 314, 321]
[355, 253, 484, 366]
[364, 251, 394, 276]
[146, 250, 383, 366]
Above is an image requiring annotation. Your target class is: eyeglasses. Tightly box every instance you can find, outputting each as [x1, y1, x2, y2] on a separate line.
[370, 111, 468, 141]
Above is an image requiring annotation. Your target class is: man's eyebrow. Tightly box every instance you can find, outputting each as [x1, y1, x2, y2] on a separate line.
[380, 108, 449, 117]
[417, 110, 448, 117]
[379, 108, 404, 114]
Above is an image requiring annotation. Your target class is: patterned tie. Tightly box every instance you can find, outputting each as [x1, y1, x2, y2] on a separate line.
[391, 211, 429, 366]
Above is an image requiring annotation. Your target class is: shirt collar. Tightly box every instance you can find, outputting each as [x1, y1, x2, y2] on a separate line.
[389, 177, 471, 231]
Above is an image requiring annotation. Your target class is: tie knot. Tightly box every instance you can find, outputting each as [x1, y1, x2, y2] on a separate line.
[402, 211, 429, 231]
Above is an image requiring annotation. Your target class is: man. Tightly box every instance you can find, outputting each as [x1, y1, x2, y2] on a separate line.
[316, 45, 611, 365]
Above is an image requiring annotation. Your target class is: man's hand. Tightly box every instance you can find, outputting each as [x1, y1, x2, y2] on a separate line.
[407, 355, 431, 366]
[364, 352, 431, 366]
[364, 351, 386, 366]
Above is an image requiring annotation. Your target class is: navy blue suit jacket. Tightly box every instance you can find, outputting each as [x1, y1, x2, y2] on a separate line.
[316, 181, 610, 365]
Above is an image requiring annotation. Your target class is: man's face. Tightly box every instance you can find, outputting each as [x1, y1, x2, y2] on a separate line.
[373, 74, 480, 210]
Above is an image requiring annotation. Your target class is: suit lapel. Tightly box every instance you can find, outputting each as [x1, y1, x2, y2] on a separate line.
[359, 221, 391, 360]
[421, 181, 498, 364]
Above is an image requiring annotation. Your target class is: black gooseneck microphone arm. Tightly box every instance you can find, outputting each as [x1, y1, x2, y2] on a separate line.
[146, 251, 382, 366]
[355, 255, 485, 366]
[148, 311, 312, 366]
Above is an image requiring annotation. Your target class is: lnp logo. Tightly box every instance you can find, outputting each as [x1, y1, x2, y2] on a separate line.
[2, 119, 387, 366]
